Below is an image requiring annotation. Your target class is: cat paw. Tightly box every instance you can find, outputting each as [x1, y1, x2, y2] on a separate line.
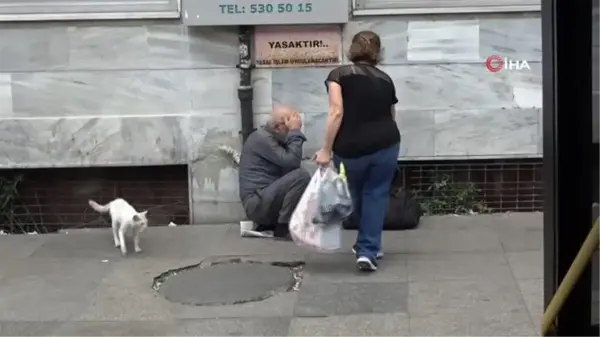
[121, 250, 128, 256]
[134, 247, 142, 253]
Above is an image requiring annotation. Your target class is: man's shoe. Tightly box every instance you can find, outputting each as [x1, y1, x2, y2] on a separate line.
[352, 246, 384, 260]
[255, 224, 276, 232]
[356, 256, 378, 272]
[273, 234, 293, 242]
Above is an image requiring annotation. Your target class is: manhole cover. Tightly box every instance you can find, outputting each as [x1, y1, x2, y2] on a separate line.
[154, 260, 302, 306]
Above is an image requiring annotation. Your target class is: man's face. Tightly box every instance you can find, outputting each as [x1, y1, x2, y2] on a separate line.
[273, 120, 289, 135]
[271, 111, 292, 135]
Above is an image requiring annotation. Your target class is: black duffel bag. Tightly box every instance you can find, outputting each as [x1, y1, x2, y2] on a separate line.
[343, 187, 423, 231]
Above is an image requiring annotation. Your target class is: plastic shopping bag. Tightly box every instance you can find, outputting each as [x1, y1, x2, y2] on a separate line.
[312, 164, 353, 226]
[289, 169, 342, 251]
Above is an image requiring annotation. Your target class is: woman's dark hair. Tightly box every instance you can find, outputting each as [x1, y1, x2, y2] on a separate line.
[347, 30, 382, 65]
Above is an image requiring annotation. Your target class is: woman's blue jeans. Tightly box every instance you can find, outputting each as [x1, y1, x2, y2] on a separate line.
[334, 143, 400, 261]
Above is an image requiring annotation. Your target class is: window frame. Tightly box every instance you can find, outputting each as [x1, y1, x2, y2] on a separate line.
[351, 0, 540, 16]
[0, 0, 180, 22]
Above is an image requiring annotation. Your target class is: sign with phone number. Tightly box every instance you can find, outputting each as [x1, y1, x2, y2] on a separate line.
[182, 0, 350, 26]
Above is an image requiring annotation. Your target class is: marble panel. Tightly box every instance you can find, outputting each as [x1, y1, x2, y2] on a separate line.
[396, 109, 435, 159]
[11, 68, 269, 118]
[146, 25, 239, 69]
[381, 64, 515, 111]
[11, 70, 192, 117]
[0, 115, 188, 168]
[509, 62, 542, 109]
[271, 68, 333, 113]
[67, 24, 238, 70]
[406, 20, 480, 62]
[434, 108, 540, 158]
[188, 68, 272, 116]
[0, 74, 12, 116]
[301, 111, 327, 156]
[67, 25, 150, 70]
[479, 16, 542, 62]
[0, 24, 70, 72]
[342, 19, 409, 64]
[186, 113, 245, 224]
[187, 111, 313, 224]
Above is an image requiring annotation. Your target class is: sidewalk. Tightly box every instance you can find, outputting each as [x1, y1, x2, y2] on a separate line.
[0, 213, 543, 336]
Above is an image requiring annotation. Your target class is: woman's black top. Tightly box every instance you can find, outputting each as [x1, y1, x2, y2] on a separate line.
[325, 63, 401, 159]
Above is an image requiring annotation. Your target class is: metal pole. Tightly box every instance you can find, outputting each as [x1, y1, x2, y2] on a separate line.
[238, 25, 255, 144]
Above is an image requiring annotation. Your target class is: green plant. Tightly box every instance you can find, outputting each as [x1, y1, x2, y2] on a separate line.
[0, 175, 23, 232]
[419, 173, 489, 215]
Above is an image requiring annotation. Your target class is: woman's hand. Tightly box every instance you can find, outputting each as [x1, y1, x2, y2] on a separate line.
[313, 149, 331, 167]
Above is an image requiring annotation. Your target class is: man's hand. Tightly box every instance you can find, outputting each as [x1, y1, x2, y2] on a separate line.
[285, 112, 302, 131]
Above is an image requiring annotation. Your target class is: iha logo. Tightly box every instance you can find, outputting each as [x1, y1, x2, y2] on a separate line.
[485, 55, 531, 72]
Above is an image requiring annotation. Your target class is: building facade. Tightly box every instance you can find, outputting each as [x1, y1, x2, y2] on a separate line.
[0, 1, 542, 225]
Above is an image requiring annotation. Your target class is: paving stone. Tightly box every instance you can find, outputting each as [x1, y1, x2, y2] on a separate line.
[56, 318, 290, 337]
[0, 235, 46, 259]
[0, 214, 544, 333]
[168, 317, 292, 336]
[33, 226, 229, 259]
[515, 278, 543, 332]
[506, 250, 543, 279]
[418, 214, 496, 230]
[31, 231, 126, 259]
[217, 230, 310, 256]
[408, 278, 527, 317]
[492, 212, 543, 231]
[54, 321, 174, 336]
[402, 227, 503, 253]
[0, 322, 62, 336]
[288, 314, 409, 336]
[295, 282, 408, 317]
[78, 261, 299, 321]
[303, 252, 407, 283]
[77, 258, 226, 321]
[406, 252, 512, 282]
[492, 213, 543, 252]
[171, 291, 299, 320]
[316, 230, 407, 255]
[409, 310, 536, 336]
[158, 262, 294, 306]
[0, 258, 112, 321]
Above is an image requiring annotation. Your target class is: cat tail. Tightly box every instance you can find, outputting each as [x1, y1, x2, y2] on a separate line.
[89, 200, 110, 213]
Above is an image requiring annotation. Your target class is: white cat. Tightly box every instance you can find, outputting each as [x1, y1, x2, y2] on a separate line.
[88, 198, 148, 256]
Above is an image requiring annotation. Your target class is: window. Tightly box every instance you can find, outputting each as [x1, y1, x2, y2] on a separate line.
[0, 0, 180, 21]
[352, 0, 540, 16]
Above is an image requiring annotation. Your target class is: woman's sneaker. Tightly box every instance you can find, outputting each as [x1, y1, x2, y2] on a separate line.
[352, 247, 384, 259]
[356, 256, 378, 272]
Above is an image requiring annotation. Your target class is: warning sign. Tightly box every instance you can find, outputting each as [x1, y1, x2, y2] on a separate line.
[254, 25, 341, 68]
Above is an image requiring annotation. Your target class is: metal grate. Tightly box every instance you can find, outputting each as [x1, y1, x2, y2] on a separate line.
[396, 158, 544, 213]
[0, 165, 189, 234]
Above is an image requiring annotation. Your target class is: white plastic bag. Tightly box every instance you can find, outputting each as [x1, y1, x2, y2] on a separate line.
[312, 164, 353, 226]
[289, 168, 342, 251]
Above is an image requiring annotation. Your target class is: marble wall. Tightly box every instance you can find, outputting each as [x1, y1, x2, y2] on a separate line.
[0, 13, 542, 223]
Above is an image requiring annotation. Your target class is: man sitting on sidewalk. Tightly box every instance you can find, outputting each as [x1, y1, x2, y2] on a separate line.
[238, 105, 311, 240]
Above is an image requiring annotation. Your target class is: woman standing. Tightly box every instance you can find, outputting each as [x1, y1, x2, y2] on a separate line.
[313, 30, 400, 272]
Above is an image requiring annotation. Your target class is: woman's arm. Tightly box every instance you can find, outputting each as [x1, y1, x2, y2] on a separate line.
[322, 81, 344, 153]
